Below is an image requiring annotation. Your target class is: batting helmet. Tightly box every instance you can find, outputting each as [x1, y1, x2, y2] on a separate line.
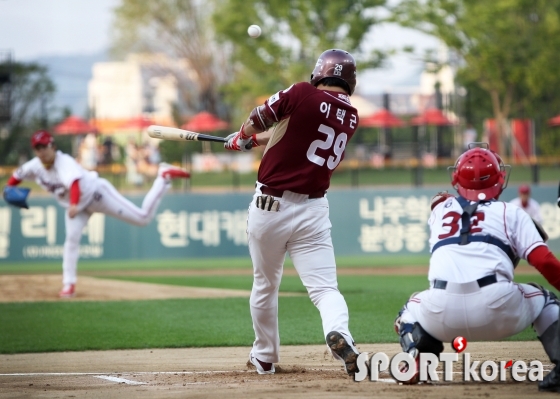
[310, 49, 357, 95]
[31, 130, 54, 148]
[450, 146, 509, 201]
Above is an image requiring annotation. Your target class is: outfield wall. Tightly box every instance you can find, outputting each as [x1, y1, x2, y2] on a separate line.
[1, 185, 559, 262]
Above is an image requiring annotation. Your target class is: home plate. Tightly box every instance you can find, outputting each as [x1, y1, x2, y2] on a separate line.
[94, 375, 147, 385]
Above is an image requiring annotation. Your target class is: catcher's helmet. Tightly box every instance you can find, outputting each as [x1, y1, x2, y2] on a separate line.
[31, 130, 54, 148]
[450, 145, 509, 201]
[310, 49, 357, 95]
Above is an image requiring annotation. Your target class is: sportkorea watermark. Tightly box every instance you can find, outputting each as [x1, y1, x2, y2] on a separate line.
[354, 336, 544, 383]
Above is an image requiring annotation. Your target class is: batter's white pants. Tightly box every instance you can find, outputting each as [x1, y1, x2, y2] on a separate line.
[401, 278, 559, 342]
[62, 177, 170, 285]
[247, 188, 356, 364]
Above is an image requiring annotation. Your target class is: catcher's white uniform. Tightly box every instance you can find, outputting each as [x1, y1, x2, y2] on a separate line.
[400, 196, 558, 342]
[14, 151, 172, 286]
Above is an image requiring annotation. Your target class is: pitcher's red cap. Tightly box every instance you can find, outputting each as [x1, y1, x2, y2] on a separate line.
[519, 184, 530, 194]
[31, 130, 54, 148]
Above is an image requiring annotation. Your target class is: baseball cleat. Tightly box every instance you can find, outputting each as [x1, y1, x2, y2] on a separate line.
[326, 331, 360, 376]
[248, 352, 275, 374]
[59, 284, 75, 298]
[398, 353, 420, 384]
[158, 162, 190, 181]
[539, 365, 560, 392]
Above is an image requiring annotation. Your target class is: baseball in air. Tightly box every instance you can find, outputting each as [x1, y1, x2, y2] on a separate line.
[247, 25, 262, 38]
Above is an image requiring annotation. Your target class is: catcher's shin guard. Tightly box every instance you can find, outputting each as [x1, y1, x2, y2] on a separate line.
[398, 322, 444, 358]
[539, 304, 560, 392]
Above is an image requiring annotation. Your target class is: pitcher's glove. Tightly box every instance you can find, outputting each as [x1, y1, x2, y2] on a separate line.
[431, 191, 454, 210]
[3, 186, 31, 209]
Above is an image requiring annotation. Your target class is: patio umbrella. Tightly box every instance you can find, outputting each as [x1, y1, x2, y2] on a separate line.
[53, 115, 98, 135]
[181, 112, 228, 132]
[548, 115, 560, 127]
[119, 116, 155, 130]
[411, 108, 453, 126]
[360, 109, 406, 128]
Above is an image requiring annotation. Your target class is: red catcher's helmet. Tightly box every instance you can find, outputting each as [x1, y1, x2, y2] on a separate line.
[310, 49, 357, 95]
[451, 147, 508, 201]
[31, 130, 54, 148]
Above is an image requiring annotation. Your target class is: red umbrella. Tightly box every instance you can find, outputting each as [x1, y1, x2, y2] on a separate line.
[119, 116, 155, 130]
[53, 115, 98, 135]
[181, 112, 228, 132]
[360, 109, 406, 128]
[548, 115, 560, 127]
[411, 108, 454, 126]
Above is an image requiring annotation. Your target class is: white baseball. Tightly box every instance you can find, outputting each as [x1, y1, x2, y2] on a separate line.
[247, 25, 261, 38]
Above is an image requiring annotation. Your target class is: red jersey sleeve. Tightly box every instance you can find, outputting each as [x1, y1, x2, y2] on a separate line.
[69, 179, 81, 205]
[7, 176, 22, 186]
[527, 246, 560, 291]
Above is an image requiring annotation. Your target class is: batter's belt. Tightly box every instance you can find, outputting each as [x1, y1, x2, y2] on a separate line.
[260, 186, 326, 199]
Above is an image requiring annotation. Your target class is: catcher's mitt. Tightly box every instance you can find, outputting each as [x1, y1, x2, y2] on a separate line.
[3, 186, 30, 209]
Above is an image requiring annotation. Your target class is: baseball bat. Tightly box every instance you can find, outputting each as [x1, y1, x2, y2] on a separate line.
[147, 125, 227, 143]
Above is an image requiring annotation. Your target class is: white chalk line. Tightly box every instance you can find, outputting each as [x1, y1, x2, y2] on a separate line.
[0, 368, 343, 377]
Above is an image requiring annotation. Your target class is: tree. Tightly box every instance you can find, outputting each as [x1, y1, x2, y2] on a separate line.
[390, 0, 560, 155]
[111, 0, 232, 117]
[212, 0, 387, 124]
[0, 62, 56, 165]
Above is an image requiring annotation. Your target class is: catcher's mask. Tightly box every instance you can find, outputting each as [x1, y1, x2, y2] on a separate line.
[310, 49, 357, 95]
[449, 143, 510, 201]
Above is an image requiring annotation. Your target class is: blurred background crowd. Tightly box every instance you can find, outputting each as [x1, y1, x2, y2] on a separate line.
[1, 0, 560, 190]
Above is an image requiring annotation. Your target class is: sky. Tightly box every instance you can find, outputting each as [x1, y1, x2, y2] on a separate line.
[0, 0, 439, 96]
[0, 0, 120, 60]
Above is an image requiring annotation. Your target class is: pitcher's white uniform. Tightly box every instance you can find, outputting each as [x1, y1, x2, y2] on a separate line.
[13, 151, 172, 287]
[400, 197, 557, 342]
[509, 197, 542, 223]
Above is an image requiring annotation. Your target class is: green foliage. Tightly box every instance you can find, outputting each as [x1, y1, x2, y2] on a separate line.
[0, 62, 56, 165]
[212, 0, 387, 124]
[390, 0, 560, 152]
[111, 0, 230, 115]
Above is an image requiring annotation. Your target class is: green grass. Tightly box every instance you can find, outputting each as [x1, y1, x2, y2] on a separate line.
[0, 254, 432, 274]
[0, 273, 548, 354]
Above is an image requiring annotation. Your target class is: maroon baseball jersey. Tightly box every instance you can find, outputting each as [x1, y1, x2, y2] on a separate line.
[257, 82, 359, 194]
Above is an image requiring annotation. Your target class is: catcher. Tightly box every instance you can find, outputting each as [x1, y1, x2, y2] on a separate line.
[3, 130, 190, 298]
[393, 143, 560, 392]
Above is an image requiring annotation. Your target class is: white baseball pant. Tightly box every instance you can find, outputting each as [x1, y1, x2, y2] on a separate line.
[62, 177, 170, 285]
[401, 278, 559, 342]
[247, 188, 355, 364]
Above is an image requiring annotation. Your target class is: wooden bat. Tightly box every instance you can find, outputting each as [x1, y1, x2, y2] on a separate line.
[147, 125, 227, 143]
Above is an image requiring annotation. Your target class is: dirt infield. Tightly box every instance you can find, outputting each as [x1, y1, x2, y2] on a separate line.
[0, 266, 555, 398]
[0, 343, 556, 398]
[0, 275, 305, 302]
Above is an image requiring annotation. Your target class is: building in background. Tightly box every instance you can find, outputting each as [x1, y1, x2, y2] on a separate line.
[88, 54, 193, 134]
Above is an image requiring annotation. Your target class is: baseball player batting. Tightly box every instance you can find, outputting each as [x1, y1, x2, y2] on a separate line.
[3, 130, 190, 298]
[223, 49, 362, 376]
[393, 144, 560, 392]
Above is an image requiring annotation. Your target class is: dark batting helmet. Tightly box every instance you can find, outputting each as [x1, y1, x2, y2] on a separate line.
[310, 49, 357, 95]
[450, 146, 510, 201]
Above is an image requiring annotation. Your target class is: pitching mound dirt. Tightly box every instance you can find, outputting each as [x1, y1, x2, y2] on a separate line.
[0, 275, 257, 302]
